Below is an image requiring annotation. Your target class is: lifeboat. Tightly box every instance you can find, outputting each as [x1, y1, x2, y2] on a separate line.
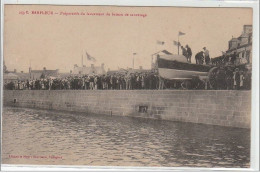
[157, 54, 212, 80]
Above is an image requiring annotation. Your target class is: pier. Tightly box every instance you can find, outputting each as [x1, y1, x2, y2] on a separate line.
[4, 90, 251, 128]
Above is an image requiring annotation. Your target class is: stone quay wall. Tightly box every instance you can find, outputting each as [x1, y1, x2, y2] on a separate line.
[3, 90, 251, 128]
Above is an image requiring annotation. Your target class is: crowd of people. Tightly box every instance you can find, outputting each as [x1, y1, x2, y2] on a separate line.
[4, 72, 160, 90]
[4, 67, 251, 90]
[212, 67, 251, 90]
[4, 45, 251, 91]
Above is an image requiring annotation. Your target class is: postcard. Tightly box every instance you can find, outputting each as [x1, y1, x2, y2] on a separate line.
[1, 1, 259, 171]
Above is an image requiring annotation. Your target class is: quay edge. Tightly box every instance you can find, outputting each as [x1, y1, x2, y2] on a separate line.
[3, 90, 251, 128]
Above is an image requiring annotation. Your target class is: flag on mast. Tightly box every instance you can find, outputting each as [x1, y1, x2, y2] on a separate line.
[178, 31, 185, 36]
[173, 40, 181, 46]
[86, 52, 96, 62]
[156, 40, 165, 45]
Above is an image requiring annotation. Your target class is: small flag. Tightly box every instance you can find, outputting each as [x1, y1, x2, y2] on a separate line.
[178, 31, 185, 36]
[173, 41, 181, 46]
[133, 53, 137, 55]
[156, 40, 165, 45]
[86, 52, 96, 62]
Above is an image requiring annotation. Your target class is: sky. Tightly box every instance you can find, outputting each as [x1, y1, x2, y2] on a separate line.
[4, 5, 252, 73]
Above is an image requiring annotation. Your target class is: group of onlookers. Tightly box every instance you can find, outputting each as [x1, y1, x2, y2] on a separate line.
[4, 72, 160, 90]
[213, 67, 251, 90]
[4, 45, 251, 91]
[4, 67, 250, 90]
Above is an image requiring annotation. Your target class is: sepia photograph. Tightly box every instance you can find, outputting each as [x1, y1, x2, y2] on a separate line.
[1, 2, 259, 170]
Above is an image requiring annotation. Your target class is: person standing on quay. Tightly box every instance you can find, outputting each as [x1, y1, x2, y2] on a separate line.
[195, 51, 204, 64]
[203, 47, 210, 65]
[89, 75, 94, 90]
[186, 45, 192, 63]
[181, 46, 188, 60]
[233, 68, 240, 90]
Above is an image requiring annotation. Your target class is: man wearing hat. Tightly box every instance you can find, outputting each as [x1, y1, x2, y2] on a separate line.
[203, 47, 210, 65]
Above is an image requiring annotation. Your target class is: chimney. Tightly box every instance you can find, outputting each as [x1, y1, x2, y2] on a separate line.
[139, 66, 143, 70]
[14, 69, 17, 73]
[101, 63, 104, 69]
[70, 70, 72, 74]
[43, 67, 46, 71]
[108, 68, 111, 72]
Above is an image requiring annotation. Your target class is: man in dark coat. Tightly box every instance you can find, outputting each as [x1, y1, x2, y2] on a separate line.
[186, 45, 192, 63]
[195, 51, 204, 64]
[181, 46, 188, 61]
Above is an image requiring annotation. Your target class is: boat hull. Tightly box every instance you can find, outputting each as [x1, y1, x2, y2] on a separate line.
[158, 68, 208, 80]
[157, 57, 212, 80]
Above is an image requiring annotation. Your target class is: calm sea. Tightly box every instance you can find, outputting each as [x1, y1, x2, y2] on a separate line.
[2, 107, 250, 167]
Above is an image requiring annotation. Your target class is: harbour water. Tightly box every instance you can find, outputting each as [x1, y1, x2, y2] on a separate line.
[2, 107, 250, 167]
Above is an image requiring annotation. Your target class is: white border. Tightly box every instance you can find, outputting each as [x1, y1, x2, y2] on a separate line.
[1, 0, 259, 172]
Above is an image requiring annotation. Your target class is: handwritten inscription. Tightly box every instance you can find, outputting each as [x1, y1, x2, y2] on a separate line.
[18, 10, 147, 18]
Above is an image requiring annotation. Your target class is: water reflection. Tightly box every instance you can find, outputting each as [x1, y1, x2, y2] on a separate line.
[2, 107, 250, 167]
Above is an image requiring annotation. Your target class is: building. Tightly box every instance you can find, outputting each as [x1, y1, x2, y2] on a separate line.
[3, 73, 19, 83]
[3, 67, 59, 83]
[3, 71, 31, 83]
[3, 61, 29, 83]
[29, 67, 59, 79]
[72, 63, 106, 75]
[3, 61, 59, 82]
[226, 25, 252, 65]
